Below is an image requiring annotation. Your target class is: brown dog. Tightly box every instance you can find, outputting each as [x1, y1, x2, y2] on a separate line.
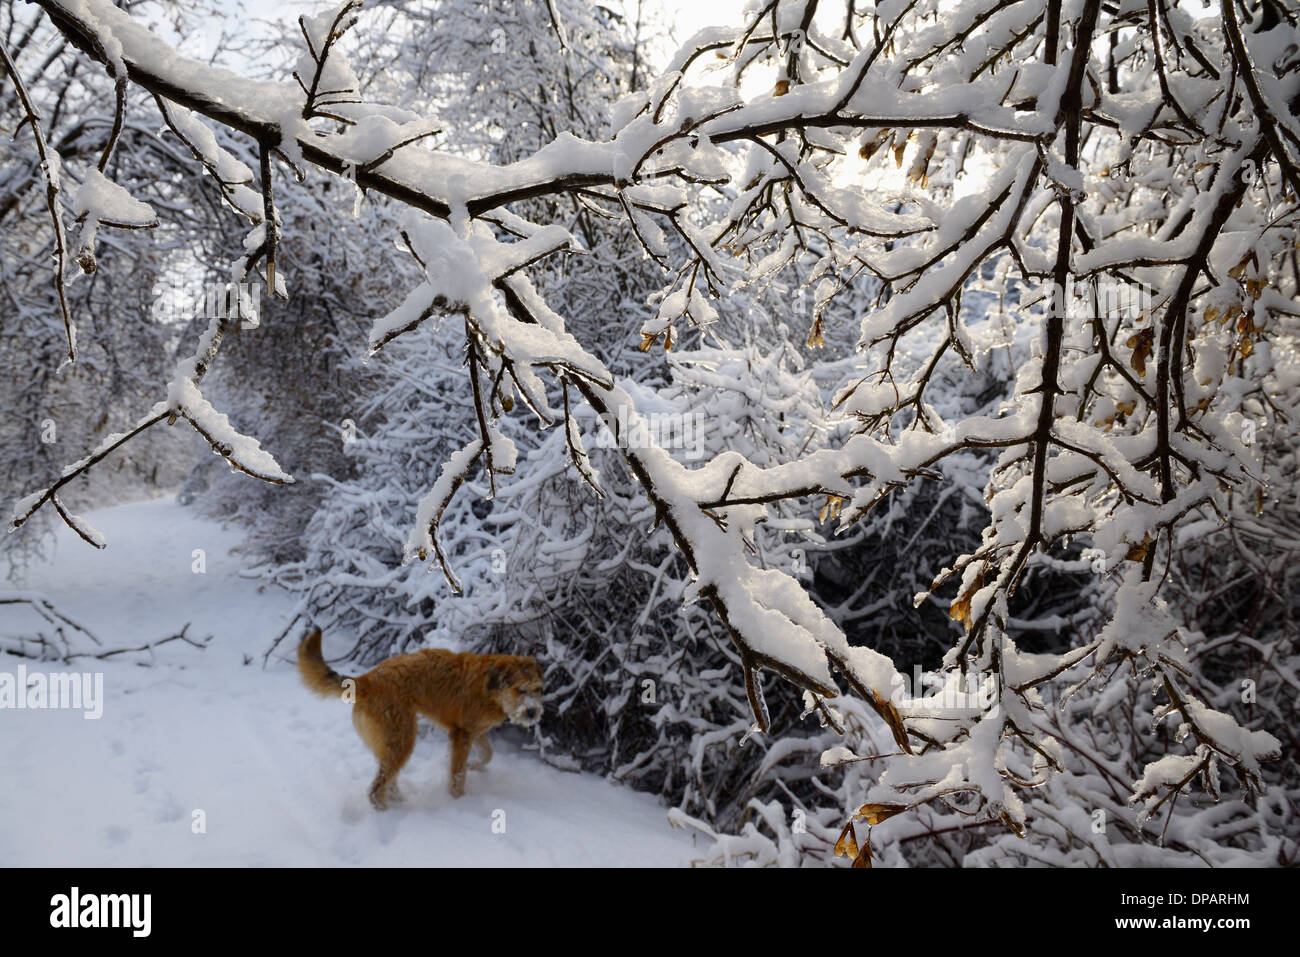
[297, 629, 543, 808]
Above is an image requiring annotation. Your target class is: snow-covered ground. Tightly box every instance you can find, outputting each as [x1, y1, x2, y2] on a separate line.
[0, 496, 698, 866]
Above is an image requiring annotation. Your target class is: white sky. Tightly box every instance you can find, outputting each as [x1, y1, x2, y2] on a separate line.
[174, 0, 1218, 74]
[185, 0, 748, 75]
[654, 0, 746, 49]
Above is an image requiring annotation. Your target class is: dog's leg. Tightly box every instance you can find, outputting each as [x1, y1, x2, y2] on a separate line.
[468, 733, 493, 770]
[365, 710, 416, 811]
[448, 727, 471, 798]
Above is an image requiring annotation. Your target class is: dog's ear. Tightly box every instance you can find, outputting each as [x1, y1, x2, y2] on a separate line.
[486, 662, 508, 692]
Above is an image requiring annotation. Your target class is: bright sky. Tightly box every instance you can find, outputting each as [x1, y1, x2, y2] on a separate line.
[656, 0, 746, 48]
[185, 0, 748, 75]
[168, 0, 1219, 75]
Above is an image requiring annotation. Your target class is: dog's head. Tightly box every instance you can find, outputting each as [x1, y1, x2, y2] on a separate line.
[485, 656, 544, 727]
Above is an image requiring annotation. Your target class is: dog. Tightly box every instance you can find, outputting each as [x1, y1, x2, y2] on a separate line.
[297, 629, 543, 808]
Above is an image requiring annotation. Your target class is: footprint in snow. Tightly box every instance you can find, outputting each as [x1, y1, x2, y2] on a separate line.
[340, 799, 364, 825]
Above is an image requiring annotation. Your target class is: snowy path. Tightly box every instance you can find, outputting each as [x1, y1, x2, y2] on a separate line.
[0, 496, 697, 866]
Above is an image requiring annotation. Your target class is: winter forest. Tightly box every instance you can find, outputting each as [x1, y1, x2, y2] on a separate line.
[1, 0, 1297, 869]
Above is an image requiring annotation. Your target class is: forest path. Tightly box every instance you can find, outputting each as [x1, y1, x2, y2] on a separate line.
[0, 496, 697, 866]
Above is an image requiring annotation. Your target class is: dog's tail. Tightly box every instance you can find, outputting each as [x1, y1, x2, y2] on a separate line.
[297, 628, 351, 699]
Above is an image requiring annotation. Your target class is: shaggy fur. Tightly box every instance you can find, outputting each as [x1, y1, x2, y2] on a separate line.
[298, 629, 543, 807]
